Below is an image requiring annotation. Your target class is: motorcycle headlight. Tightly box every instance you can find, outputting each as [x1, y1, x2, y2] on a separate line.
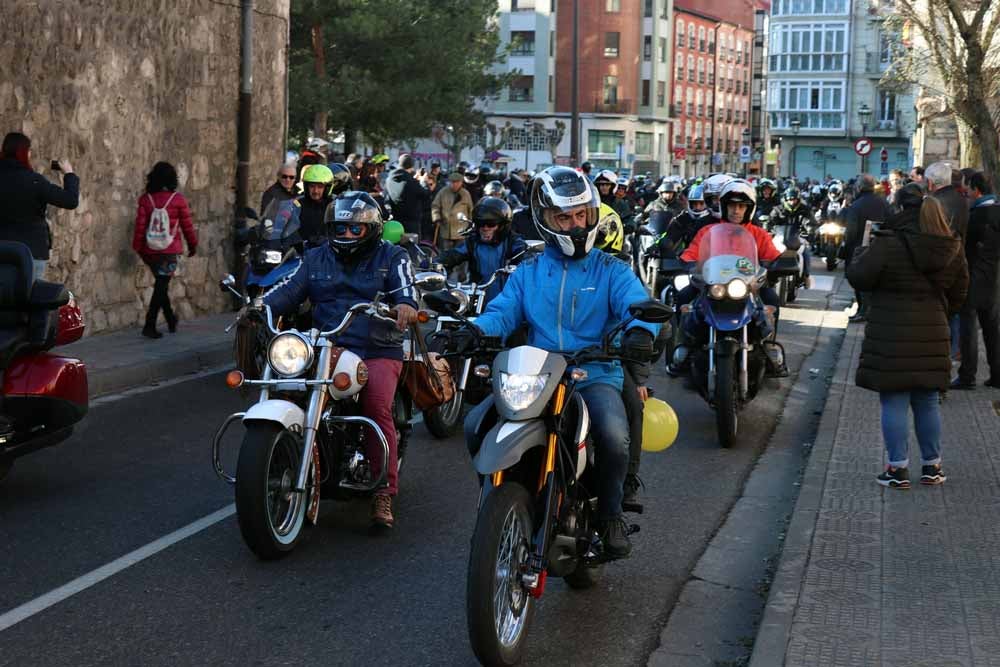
[726, 279, 748, 300]
[673, 274, 691, 290]
[263, 250, 283, 265]
[267, 332, 313, 377]
[499, 372, 550, 412]
[708, 284, 727, 300]
[818, 223, 844, 236]
[448, 288, 471, 315]
[773, 234, 787, 253]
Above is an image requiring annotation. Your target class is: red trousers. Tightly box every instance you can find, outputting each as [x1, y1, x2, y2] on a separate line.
[360, 358, 403, 496]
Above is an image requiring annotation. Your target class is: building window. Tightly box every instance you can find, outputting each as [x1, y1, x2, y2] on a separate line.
[642, 79, 651, 106]
[659, 37, 667, 63]
[603, 75, 619, 104]
[877, 91, 896, 128]
[699, 27, 706, 51]
[768, 22, 847, 72]
[549, 75, 554, 102]
[677, 59, 685, 80]
[588, 129, 625, 154]
[772, 0, 848, 15]
[635, 132, 654, 156]
[550, 30, 555, 57]
[511, 0, 537, 11]
[606, 0, 621, 11]
[604, 32, 620, 58]
[708, 61, 714, 85]
[767, 79, 845, 129]
[510, 31, 536, 56]
[698, 58, 705, 83]
[644, 0, 653, 17]
[688, 55, 695, 81]
[660, 1, 669, 19]
[509, 75, 534, 102]
[676, 19, 685, 49]
[644, 35, 652, 61]
[689, 25, 697, 49]
[696, 89, 704, 115]
[657, 81, 666, 107]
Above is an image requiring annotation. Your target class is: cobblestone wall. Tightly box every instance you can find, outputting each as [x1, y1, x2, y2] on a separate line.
[0, 0, 289, 333]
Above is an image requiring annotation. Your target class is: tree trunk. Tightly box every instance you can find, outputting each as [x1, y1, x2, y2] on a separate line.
[343, 127, 357, 156]
[310, 23, 327, 139]
[956, 119, 982, 169]
[959, 37, 1000, 177]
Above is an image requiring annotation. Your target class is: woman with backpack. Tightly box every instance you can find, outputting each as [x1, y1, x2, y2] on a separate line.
[132, 162, 198, 339]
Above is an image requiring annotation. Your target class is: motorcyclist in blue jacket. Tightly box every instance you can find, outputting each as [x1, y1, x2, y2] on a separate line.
[462, 166, 659, 559]
[262, 191, 418, 530]
[436, 196, 527, 304]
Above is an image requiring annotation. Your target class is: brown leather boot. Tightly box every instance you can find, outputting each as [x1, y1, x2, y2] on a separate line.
[370, 493, 394, 529]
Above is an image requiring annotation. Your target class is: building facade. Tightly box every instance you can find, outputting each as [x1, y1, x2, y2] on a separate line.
[767, 0, 915, 181]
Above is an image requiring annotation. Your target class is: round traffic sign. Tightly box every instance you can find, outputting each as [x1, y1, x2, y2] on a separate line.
[854, 138, 872, 156]
[739, 145, 752, 158]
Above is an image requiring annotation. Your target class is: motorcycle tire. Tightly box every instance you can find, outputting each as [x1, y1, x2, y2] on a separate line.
[714, 354, 739, 448]
[235, 422, 311, 560]
[787, 281, 799, 303]
[422, 339, 465, 439]
[826, 257, 838, 271]
[467, 482, 536, 667]
[777, 278, 788, 306]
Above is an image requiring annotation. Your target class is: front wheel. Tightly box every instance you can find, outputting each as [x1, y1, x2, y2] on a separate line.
[235, 423, 311, 560]
[714, 354, 739, 448]
[467, 482, 536, 667]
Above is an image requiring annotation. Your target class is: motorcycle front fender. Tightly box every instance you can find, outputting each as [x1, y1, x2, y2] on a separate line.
[473, 418, 548, 476]
[243, 399, 306, 431]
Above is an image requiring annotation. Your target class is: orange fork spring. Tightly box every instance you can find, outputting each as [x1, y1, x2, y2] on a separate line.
[538, 384, 567, 492]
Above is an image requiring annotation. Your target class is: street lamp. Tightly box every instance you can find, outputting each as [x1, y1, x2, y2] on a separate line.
[858, 103, 872, 174]
[789, 117, 801, 179]
[523, 119, 533, 172]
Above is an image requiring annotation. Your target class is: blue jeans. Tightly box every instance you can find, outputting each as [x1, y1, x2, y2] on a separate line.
[949, 313, 961, 358]
[33, 259, 47, 282]
[879, 390, 942, 468]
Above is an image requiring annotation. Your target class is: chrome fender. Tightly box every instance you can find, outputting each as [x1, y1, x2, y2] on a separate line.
[243, 399, 306, 431]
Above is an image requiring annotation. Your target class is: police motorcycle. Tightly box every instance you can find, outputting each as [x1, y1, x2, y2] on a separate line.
[211, 277, 443, 560]
[425, 289, 671, 666]
[420, 241, 546, 438]
[675, 224, 797, 447]
[816, 182, 846, 270]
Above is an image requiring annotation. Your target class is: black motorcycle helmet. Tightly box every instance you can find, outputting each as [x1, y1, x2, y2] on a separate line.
[783, 186, 801, 211]
[324, 191, 384, 258]
[457, 161, 470, 175]
[472, 196, 513, 245]
[328, 162, 353, 197]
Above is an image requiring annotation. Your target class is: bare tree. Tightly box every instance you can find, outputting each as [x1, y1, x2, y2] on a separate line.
[884, 0, 1000, 173]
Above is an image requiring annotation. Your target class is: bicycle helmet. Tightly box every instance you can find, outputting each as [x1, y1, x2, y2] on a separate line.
[686, 184, 710, 219]
[719, 179, 757, 224]
[325, 191, 384, 258]
[530, 166, 601, 259]
[483, 180, 506, 198]
[595, 203, 625, 253]
[471, 196, 512, 245]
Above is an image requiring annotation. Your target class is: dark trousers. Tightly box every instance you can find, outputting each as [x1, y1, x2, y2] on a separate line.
[958, 304, 1000, 383]
[143, 254, 178, 329]
[622, 367, 644, 477]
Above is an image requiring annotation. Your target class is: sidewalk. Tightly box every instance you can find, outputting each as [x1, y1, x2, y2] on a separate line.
[60, 312, 235, 399]
[751, 313, 1000, 666]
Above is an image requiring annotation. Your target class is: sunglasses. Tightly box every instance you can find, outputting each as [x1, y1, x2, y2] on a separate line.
[334, 223, 365, 236]
[279, 175, 296, 181]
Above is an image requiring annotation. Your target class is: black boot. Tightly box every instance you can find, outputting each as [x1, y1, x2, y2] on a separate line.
[598, 516, 632, 560]
[622, 473, 644, 513]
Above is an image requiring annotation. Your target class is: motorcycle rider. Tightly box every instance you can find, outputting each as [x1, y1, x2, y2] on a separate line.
[754, 178, 779, 225]
[462, 166, 658, 559]
[436, 196, 527, 304]
[822, 181, 847, 222]
[594, 170, 633, 230]
[262, 191, 419, 529]
[650, 183, 713, 260]
[769, 187, 814, 289]
[294, 163, 352, 244]
[702, 173, 734, 220]
[483, 179, 523, 210]
[643, 181, 683, 219]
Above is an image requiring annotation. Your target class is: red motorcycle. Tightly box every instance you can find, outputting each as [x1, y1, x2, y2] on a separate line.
[0, 241, 88, 482]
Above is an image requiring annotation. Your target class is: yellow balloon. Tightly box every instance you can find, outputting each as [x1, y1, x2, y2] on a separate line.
[642, 398, 679, 452]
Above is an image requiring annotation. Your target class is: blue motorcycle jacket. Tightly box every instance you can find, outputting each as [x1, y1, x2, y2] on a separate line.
[263, 240, 418, 361]
[439, 232, 527, 303]
[475, 246, 658, 390]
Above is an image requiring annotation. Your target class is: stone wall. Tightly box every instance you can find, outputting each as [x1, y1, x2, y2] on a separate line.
[0, 0, 289, 333]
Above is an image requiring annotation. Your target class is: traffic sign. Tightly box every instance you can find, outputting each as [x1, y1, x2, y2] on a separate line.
[739, 145, 752, 163]
[854, 138, 872, 156]
[880, 160, 889, 177]
[880, 147, 888, 162]
[673, 147, 687, 161]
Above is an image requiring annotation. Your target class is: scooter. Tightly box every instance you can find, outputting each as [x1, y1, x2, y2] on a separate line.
[0, 241, 88, 483]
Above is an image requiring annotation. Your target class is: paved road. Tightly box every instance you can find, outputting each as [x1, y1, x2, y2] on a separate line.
[0, 271, 842, 666]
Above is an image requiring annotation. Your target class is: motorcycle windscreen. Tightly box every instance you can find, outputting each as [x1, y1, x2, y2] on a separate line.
[695, 223, 759, 285]
[646, 211, 672, 236]
[247, 257, 302, 287]
[260, 199, 303, 247]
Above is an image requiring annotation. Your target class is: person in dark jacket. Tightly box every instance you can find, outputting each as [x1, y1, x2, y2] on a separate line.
[954, 171, 1000, 389]
[260, 162, 298, 214]
[263, 192, 418, 529]
[843, 175, 893, 322]
[504, 168, 526, 202]
[132, 162, 198, 338]
[846, 190, 969, 489]
[0, 132, 79, 280]
[384, 154, 431, 236]
[925, 162, 969, 240]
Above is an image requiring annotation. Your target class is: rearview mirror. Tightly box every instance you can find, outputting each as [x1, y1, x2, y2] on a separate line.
[413, 271, 447, 291]
[423, 289, 463, 314]
[628, 299, 673, 324]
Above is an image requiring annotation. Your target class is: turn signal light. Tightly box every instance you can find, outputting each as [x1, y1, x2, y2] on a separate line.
[333, 372, 352, 391]
[225, 370, 245, 388]
[417, 310, 431, 324]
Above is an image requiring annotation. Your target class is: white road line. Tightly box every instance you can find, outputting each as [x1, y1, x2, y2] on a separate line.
[0, 504, 235, 633]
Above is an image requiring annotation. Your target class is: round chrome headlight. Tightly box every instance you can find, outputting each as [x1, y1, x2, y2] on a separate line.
[267, 332, 313, 377]
[448, 288, 471, 315]
[708, 284, 727, 300]
[726, 279, 748, 300]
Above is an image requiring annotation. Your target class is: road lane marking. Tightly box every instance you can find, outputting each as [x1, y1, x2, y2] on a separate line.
[0, 504, 235, 633]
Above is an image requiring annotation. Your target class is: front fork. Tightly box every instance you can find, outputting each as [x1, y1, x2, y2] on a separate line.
[294, 344, 331, 492]
[708, 326, 750, 401]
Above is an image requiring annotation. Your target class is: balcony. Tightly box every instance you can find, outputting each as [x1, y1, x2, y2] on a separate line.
[592, 98, 635, 114]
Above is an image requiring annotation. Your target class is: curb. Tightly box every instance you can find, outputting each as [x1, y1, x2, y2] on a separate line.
[86, 342, 233, 399]
[747, 301, 861, 666]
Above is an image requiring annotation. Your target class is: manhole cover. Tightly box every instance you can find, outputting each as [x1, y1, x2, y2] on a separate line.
[813, 558, 876, 573]
[806, 589, 877, 607]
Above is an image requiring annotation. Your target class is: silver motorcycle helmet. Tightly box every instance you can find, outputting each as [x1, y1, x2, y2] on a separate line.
[703, 173, 734, 220]
[529, 166, 601, 259]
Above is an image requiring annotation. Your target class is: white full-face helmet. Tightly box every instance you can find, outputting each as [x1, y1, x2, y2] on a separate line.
[702, 173, 734, 219]
[529, 166, 602, 259]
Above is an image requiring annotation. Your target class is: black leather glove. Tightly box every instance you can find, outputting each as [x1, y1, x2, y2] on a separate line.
[623, 328, 655, 385]
[449, 324, 484, 356]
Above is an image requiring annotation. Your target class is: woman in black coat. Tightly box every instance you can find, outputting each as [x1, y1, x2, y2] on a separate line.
[846, 185, 968, 489]
[0, 132, 79, 280]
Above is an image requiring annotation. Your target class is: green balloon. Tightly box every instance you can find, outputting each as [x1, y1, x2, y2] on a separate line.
[382, 219, 405, 244]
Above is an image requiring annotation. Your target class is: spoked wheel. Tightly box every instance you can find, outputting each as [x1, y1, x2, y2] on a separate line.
[714, 354, 739, 448]
[235, 423, 311, 560]
[467, 483, 536, 666]
[423, 339, 464, 438]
